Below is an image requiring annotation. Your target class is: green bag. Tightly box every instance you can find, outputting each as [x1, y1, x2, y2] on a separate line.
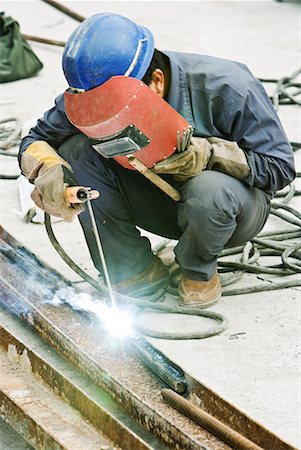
[0, 12, 43, 83]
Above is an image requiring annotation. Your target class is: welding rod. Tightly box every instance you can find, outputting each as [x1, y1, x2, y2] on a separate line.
[66, 186, 116, 308]
[86, 199, 116, 308]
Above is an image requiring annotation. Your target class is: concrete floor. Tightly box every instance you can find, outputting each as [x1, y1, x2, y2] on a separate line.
[1, 1, 300, 448]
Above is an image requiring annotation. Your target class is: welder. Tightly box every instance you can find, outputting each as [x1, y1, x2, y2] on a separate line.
[19, 13, 295, 309]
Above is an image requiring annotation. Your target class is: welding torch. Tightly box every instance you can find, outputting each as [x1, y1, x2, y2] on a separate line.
[65, 186, 117, 308]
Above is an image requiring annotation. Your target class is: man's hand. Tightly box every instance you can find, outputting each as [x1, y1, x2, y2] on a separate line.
[21, 141, 84, 222]
[153, 137, 212, 182]
[153, 136, 250, 182]
[207, 137, 250, 181]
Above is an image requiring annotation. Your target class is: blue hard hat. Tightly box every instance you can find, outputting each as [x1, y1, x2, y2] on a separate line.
[62, 13, 155, 91]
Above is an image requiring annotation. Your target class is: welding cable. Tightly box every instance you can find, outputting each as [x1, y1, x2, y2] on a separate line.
[290, 142, 301, 152]
[132, 304, 228, 339]
[274, 182, 297, 203]
[0, 174, 20, 179]
[44, 212, 228, 339]
[259, 67, 301, 110]
[0, 117, 22, 149]
[0, 117, 22, 179]
[281, 241, 301, 273]
[44, 211, 165, 302]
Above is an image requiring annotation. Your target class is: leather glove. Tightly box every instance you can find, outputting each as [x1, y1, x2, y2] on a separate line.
[21, 141, 84, 222]
[207, 137, 250, 180]
[153, 137, 212, 182]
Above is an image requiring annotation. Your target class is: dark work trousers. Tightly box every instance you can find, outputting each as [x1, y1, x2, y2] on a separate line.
[58, 134, 271, 283]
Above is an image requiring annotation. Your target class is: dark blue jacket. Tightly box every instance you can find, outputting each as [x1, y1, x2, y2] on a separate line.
[19, 51, 295, 193]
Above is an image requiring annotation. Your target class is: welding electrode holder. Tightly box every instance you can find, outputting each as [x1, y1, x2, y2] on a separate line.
[65, 186, 100, 204]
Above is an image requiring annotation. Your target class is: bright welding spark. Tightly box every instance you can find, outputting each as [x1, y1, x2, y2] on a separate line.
[100, 305, 133, 338]
[47, 287, 133, 337]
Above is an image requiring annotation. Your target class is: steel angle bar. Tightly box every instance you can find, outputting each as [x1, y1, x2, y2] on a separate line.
[0, 307, 166, 450]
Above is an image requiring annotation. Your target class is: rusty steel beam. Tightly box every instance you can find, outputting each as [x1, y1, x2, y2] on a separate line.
[0, 389, 65, 450]
[0, 346, 113, 449]
[0, 226, 296, 450]
[0, 307, 167, 450]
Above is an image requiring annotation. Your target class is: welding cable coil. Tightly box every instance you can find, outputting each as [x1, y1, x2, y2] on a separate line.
[0, 117, 22, 149]
[165, 176, 301, 295]
[0, 117, 22, 179]
[259, 67, 301, 111]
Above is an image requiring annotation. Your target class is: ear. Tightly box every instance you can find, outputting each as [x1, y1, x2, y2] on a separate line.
[148, 69, 165, 97]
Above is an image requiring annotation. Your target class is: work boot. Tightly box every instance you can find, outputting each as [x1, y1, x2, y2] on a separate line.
[112, 256, 169, 298]
[178, 270, 222, 308]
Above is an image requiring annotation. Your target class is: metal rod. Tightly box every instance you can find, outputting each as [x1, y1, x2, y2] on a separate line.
[22, 34, 66, 47]
[86, 199, 116, 308]
[162, 389, 264, 450]
[41, 0, 85, 22]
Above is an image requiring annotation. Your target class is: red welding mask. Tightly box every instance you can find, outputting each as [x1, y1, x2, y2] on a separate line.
[64, 76, 192, 170]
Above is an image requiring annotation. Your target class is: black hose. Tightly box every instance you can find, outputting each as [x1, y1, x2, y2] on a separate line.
[260, 68, 301, 111]
[0, 117, 22, 179]
[0, 117, 22, 149]
[0, 174, 20, 179]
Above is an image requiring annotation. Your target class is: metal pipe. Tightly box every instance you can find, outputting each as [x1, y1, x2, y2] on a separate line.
[41, 0, 85, 22]
[162, 389, 264, 450]
[22, 34, 65, 47]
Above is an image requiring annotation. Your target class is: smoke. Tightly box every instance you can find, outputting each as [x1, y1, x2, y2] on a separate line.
[47, 286, 106, 315]
[44, 286, 134, 337]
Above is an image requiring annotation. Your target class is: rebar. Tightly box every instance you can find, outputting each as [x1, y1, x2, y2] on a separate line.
[128, 335, 187, 393]
[162, 389, 264, 450]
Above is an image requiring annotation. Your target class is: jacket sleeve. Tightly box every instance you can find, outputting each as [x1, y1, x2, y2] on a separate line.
[225, 80, 296, 193]
[18, 93, 79, 166]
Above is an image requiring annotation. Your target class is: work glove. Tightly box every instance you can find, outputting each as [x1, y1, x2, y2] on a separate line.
[21, 141, 84, 222]
[207, 137, 250, 181]
[153, 136, 250, 182]
[153, 137, 212, 182]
